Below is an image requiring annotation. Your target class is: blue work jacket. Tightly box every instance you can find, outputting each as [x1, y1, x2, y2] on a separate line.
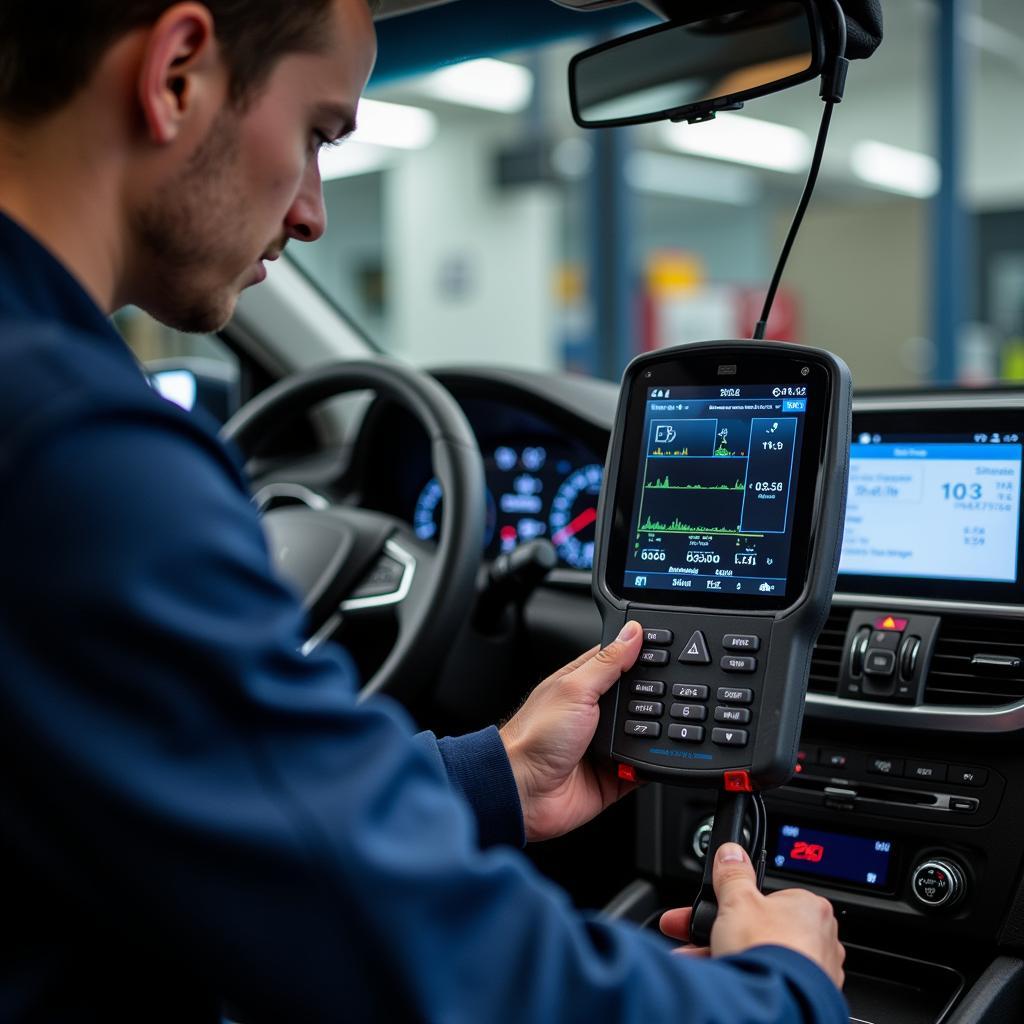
[0, 209, 847, 1023]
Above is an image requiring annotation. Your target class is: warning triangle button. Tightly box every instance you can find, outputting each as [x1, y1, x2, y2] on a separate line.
[678, 630, 711, 665]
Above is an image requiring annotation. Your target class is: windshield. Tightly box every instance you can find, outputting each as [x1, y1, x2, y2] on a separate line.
[287, 1, 1024, 390]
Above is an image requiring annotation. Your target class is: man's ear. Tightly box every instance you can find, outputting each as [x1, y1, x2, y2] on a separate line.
[137, 2, 221, 145]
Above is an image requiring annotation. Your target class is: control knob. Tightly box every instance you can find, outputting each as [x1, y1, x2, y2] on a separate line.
[910, 858, 965, 909]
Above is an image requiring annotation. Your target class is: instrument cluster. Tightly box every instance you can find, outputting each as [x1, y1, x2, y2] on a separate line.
[413, 441, 603, 570]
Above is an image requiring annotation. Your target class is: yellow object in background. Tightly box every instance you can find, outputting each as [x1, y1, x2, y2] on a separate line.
[1001, 338, 1024, 382]
[646, 251, 705, 299]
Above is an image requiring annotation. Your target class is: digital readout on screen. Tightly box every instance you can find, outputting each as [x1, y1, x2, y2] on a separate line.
[623, 386, 807, 597]
[839, 440, 1022, 584]
[773, 824, 892, 889]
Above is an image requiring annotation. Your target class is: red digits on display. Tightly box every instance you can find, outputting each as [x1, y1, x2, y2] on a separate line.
[791, 841, 825, 863]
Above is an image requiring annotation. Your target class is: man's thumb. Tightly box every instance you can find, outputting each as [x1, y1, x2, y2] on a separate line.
[713, 843, 759, 908]
[570, 621, 643, 700]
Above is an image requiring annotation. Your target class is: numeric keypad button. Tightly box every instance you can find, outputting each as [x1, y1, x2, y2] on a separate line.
[670, 703, 707, 720]
[668, 724, 705, 743]
[716, 687, 753, 705]
[632, 680, 665, 697]
[712, 728, 748, 747]
[624, 720, 661, 737]
[628, 700, 663, 717]
[672, 684, 709, 700]
[714, 706, 751, 724]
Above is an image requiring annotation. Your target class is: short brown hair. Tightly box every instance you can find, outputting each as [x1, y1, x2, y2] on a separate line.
[0, 1, 371, 121]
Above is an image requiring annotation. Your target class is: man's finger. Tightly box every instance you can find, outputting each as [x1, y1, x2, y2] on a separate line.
[563, 621, 642, 702]
[659, 906, 692, 940]
[712, 843, 761, 912]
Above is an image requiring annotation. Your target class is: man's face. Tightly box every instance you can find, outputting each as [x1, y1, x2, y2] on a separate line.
[132, 0, 376, 333]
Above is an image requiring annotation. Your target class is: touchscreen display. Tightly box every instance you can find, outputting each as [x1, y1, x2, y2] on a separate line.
[839, 433, 1023, 584]
[622, 385, 809, 598]
[773, 823, 893, 890]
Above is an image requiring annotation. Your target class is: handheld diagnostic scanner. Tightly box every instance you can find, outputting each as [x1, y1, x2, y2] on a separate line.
[592, 340, 851, 793]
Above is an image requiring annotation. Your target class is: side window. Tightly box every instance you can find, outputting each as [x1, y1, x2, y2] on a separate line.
[114, 307, 241, 425]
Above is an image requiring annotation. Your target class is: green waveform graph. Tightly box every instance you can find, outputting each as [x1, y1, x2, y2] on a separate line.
[646, 476, 745, 491]
[638, 516, 762, 538]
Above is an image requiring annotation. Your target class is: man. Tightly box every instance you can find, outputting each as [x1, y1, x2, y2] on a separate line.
[0, 1, 846, 1020]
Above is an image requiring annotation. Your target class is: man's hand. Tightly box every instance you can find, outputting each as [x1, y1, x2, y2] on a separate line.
[659, 843, 845, 988]
[499, 621, 643, 842]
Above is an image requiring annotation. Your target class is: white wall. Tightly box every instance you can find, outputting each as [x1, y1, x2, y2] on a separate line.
[385, 123, 561, 370]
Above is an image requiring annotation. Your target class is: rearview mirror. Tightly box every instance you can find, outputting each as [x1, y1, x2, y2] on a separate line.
[569, 0, 824, 128]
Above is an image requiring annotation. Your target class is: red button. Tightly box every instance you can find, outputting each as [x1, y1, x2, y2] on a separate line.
[724, 769, 753, 792]
[617, 764, 637, 782]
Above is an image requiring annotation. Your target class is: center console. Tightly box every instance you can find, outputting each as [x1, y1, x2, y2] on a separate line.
[610, 393, 1024, 1022]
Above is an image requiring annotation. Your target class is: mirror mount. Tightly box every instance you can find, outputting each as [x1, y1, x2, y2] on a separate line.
[671, 100, 744, 125]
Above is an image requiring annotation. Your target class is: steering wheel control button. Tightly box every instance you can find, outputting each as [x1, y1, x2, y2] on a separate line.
[628, 700, 663, 717]
[670, 703, 707, 721]
[624, 720, 661, 738]
[632, 680, 665, 697]
[867, 756, 904, 777]
[673, 684, 709, 701]
[863, 649, 897, 676]
[712, 728, 748, 747]
[716, 687, 753, 705]
[678, 631, 711, 664]
[722, 634, 760, 652]
[911, 860, 964, 909]
[905, 761, 947, 783]
[639, 648, 670, 667]
[643, 628, 673, 646]
[668, 724, 705, 742]
[721, 655, 757, 673]
[715, 706, 751, 724]
[949, 765, 988, 787]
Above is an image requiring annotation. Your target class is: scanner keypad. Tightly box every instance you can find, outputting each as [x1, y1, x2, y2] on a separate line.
[618, 621, 768, 766]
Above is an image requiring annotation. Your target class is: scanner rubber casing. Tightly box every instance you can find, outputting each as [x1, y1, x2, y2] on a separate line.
[591, 340, 852, 790]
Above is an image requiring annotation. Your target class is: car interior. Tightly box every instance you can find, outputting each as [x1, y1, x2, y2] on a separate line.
[134, 0, 1024, 1020]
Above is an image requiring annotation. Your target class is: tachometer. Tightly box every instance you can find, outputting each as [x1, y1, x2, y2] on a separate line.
[549, 464, 603, 569]
[414, 478, 496, 549]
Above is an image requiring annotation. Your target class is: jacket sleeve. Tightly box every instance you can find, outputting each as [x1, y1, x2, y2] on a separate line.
[0, 400, 848, 1024]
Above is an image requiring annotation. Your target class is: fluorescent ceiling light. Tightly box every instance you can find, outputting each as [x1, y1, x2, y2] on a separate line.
[661, 112, 811, 174]
[351, 98, 437, 149]
[319, 142, 395, 182]
[626, 150, 760, 205]
[850, 141, 939, 198]
[417, 58, 534, 113]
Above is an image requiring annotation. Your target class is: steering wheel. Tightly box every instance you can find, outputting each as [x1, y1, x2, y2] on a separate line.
[221, 359, 486, 701]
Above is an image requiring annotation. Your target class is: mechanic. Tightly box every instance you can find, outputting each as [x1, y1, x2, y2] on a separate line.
[0, 1, 847, 1020]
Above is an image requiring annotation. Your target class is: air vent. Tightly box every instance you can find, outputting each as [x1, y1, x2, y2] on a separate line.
[924, 615, 1024, 706]
[808, 606, 852, 696]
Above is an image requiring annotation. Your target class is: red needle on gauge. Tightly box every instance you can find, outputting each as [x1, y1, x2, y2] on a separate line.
[551, 506, 597, 547]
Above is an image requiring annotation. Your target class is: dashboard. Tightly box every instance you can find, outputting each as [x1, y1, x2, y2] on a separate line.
[271, 371, 1024, 1019]
[358, 383, 609, 571]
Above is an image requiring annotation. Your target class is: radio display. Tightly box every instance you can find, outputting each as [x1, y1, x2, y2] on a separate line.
[772, 824, 893, 889]
[840, 438, 1022, 584]
[622, 386, 809, 599]
[834, 412, 1024, 603]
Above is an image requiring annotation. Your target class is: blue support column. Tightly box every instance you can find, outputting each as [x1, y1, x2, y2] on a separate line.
[931, 0, 973, 385]
[588, 126, 635, 380]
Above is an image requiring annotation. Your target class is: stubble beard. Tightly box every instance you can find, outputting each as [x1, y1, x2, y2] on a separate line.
[133, 108, 251, 334]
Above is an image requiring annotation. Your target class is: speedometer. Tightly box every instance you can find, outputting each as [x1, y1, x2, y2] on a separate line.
[548, 464, 603, 569]
[414, 478, 496, 549]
